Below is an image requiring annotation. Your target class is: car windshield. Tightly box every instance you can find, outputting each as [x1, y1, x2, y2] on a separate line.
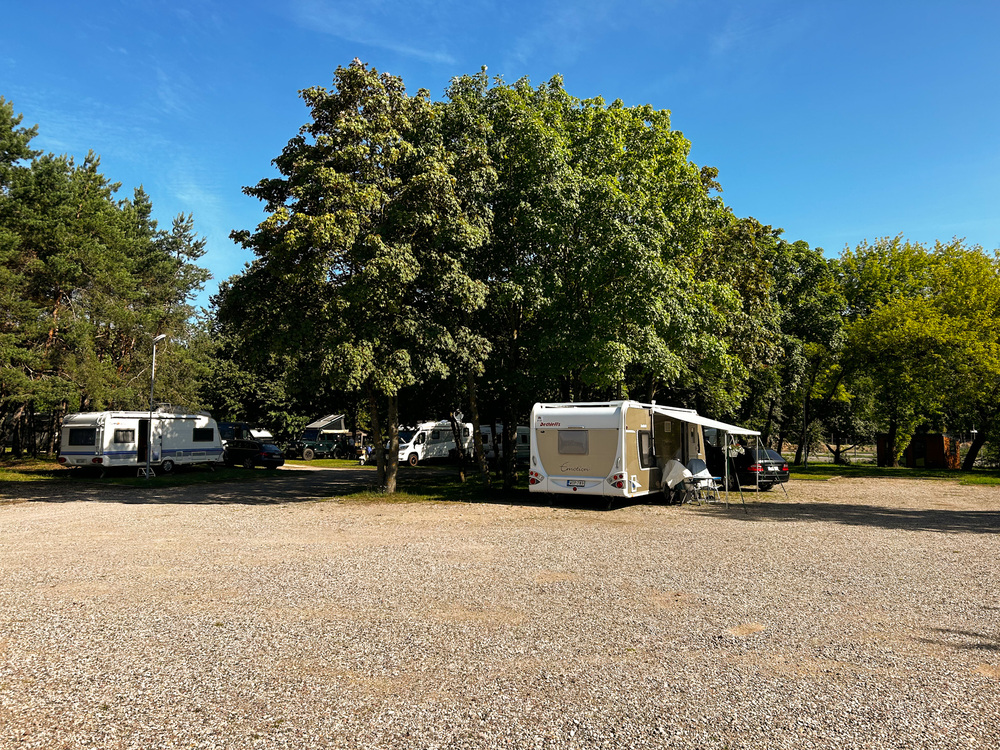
[301, 429, 319, 442]
[397, 430, 415, 445]
[262, 444, 281, 454]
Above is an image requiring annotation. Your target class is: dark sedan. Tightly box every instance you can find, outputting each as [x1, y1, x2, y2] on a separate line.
[708, 447, 789, 491]
[224, 439, 285, 470]
[728, 448, 789, 490]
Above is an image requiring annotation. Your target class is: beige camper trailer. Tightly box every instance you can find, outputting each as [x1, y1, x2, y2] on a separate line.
[528, 400, 757, 501]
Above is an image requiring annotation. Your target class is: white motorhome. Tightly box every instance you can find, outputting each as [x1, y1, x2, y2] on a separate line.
[398, 420, 475, 466]
[58, 410, 224, 475]
[479, 424, 531, 464]
[528, 400, 757, 500]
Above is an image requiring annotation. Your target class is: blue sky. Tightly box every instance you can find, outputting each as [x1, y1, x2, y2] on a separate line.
[3, 0, 998, 309]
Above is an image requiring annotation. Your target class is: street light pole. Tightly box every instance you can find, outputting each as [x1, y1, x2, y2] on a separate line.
[146, 334, 167, 479]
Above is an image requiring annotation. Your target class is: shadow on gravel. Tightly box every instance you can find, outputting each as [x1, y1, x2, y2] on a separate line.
[916, 628, 1000, 652]
[687, 501, 1000, 535]
[0, 470, 381, 506]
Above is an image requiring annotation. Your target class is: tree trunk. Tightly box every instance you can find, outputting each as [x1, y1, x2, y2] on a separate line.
[794, 394, 812, 467]
[886, 420, 899, 468]
[448, 412, 467, 462]
[762, 397, 777, 447]
[10, 403, 27, 458]
[501, 396, 519, 491]
[962, 430, 988, 471]
[467, 371, 490, 484]
[385, 394, 399, 494]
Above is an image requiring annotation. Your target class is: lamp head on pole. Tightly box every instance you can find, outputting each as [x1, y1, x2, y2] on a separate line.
[152, 334, 167, 345]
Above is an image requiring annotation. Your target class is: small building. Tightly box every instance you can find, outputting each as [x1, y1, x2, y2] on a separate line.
[877, 433, 960, 469]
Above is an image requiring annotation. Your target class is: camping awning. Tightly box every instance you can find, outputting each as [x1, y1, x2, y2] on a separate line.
[652, 406, 761, 436]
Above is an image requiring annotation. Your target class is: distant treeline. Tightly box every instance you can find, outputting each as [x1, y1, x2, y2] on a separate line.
[3, 65, 998, 491]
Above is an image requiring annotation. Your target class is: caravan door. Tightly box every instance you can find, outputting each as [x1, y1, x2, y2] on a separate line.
[138, 418, 150, 463]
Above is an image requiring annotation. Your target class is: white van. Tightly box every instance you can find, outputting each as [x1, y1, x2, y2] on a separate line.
[58, 410, 224, 475]
[398, 420, 474, 466]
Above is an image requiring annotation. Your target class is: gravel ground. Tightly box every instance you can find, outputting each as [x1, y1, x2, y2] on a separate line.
[1, 473, 998, 749]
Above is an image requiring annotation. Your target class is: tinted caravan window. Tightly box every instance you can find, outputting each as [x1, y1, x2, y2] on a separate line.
[193, 428, 215, 442]
[558, 430, 588, 455]
[638, 430, 655, 469]
[68, 428, 97, 446]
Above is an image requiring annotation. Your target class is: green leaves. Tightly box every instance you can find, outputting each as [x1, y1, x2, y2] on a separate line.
[0, 99, 211, 420]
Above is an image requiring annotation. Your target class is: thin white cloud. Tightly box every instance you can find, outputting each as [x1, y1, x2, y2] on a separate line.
[710, 3, 814, 59]
[290, 0, 458, 65]
[154, 66, 194, 118]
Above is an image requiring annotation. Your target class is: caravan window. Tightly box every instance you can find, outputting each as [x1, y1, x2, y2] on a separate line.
[193, 428, 215, 442]
[558, 430, 588, 455]
[68, 428, 97, 446]
[638, 431, 655, 469]
[430, 430, 441, 440]
[113, 429, 135, 444]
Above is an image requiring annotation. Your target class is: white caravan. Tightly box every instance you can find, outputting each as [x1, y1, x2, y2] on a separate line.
[58, 410, 224, 474]
[398, 420, 475, 466]
[528, 400, 758, 500]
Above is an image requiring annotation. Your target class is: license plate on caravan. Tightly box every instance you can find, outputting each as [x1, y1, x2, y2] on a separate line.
[566, 479, 586, 487]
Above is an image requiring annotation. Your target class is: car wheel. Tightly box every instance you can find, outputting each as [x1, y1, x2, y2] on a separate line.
[302, 447, 315, 461]
[160, 459, 174, 474]
[758, 482, 774, 491]
[242, 457, 255, 470]
[407, 453, 419, 467]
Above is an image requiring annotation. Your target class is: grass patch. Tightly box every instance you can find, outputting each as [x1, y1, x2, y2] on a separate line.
[285, 458, 376, 470]
[0, 456, 285, 487]
[792, 462, 1000, 486]
[0, 456, 70, 482]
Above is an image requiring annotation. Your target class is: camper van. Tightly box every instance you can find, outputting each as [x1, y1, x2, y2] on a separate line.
[479, 424, 531, 464]
[58, 410, 224, 474]
[398, 420, 475, 466]
[528, 401, 757, 500]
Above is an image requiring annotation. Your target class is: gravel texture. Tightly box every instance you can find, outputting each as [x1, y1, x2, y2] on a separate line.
[1, 472, 999, 749]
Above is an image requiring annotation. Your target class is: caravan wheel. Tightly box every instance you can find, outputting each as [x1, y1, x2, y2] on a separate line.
[160, 459, 175, 474]
[407, 453, 419, 467]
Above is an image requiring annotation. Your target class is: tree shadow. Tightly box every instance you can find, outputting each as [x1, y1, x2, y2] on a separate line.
[915, 627, 1000, 652]
[1, 469, 382, 506]
[687, 500, 1000, 535]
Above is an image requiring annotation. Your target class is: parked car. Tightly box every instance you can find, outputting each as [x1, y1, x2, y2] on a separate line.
[723, 447, 790, 490]
[223, 439, 285, 470]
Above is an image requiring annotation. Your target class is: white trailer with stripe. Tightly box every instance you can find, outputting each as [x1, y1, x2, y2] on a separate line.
[58, 410, 224, 474]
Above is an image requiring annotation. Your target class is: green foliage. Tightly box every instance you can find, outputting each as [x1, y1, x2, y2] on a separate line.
[836, 237, 1000, 466]
[226, 61, 492, 489]
[214, 62, 1000, 483]
[0, 97, 212, 453]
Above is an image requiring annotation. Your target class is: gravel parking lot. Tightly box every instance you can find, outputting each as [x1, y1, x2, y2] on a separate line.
[1, 473, 998, 749]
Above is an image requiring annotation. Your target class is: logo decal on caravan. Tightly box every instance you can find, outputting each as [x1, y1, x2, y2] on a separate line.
[539, 421, 561, 427]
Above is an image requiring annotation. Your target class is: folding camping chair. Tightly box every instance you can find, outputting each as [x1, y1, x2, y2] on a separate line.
[678, 458, 725, 506]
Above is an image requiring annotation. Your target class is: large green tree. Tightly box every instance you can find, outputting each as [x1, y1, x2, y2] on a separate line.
[229, 61, 490, 492]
